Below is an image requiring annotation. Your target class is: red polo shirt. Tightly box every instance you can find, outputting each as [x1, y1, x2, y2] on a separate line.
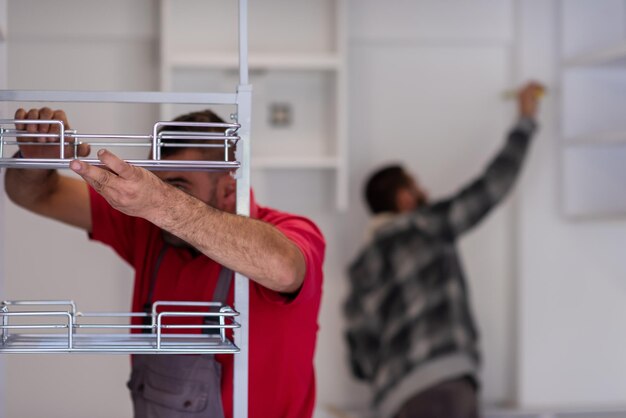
[88, 187, 325, 418]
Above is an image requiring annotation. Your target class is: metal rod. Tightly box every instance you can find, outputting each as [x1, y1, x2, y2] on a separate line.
[160, 143, 231, 149]
[0, 311, 73, 348]
[2, 300, 76, 317]
[235, 1, 251, 415]
[0, 325, 69, 329]
[159, 324, 239, 329]
[152, 301, 224, 310]
[0, 158, 241, 171]
[1, 307, 7, 345]
[159, 129, 240, 136]
[58, 121, 65, 159]
[78, 312, 150, 317]
[157, 315, 163, 349]
[152, 122, 159, 160]
[0, 348, 240, 354]
[0, 90, 239, 105]
[75, 325, 154, 329]
[3, 132, 238, 141]
[1, 141, 233, 149]
[158, 122, 240, 129]
[71, 142, 151, 148]
[156, 311, 239, 318]
[159, 135, 239, 141]
[239, 0, 249, 86]
[69, 134, 151, 140]
[220, 307, 227, 342]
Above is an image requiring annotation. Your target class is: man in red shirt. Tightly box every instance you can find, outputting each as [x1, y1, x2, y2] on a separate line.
[5, 108, 325, 418]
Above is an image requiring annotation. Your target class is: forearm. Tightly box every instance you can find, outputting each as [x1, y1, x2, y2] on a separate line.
[428, 117, 536, 237]
[5, 167, 60, 212]
[483, 117, 536, 199]
[5, 167, 92, 231]
[70, 151, 307, 292]
[150, 186, 306, 293]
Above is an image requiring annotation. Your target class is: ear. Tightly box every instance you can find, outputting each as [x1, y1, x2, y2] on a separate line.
[216, 173, 236, 213]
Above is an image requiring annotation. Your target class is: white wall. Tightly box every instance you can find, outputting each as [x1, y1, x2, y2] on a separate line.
[8, 1, 626, 418]
[341, 0, 518, 408]
[1, 0, 522, 416]
[260, 1, 521, 413]
[517, 0, 626, 409]
[3, 1, 157, 417]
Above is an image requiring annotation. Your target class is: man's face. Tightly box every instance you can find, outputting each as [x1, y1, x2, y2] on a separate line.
[154, 148, 236, 247]
[397, 173, 429, 213]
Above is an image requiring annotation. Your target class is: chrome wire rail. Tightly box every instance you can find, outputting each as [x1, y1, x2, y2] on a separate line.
[0, 300, 240, 354]
[0, 119, 241, 171]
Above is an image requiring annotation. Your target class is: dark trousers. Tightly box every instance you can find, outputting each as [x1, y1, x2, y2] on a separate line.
[393, 377, 479, 418]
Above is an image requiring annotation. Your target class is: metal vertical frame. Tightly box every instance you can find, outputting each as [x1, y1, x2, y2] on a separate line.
[0, 1, 7, 416]
[335, 0, 349, 211]
[0, 0, 252, 415]
[233, 1, 251, 417]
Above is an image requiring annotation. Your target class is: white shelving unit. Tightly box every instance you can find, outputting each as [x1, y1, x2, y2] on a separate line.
[169, 52, 341, 71]
[0, 1, 252, 416]
[160, 0, 348, 209]
[559, 0, 626, 218]
[0, 1, 6, 415]
[564, 40, 626, 67]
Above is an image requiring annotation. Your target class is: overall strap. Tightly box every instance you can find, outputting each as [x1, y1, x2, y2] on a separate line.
[212, 266, 233, 303]
[146, 243, 169, 307]
[141, 243, 169, 333]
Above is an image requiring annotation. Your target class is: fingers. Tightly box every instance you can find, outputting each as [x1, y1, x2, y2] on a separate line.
[14, 107, 69, 141]
[26, 108, 40, 136]
[517, 81, 545, 119]
[38, 107, 53, 134]
[520, 81, 545, 98]
[96, 149, 136, 179]
[14, 108, 26, 130]
[70, 159, 116, 193]
[12, 107, 83, 159]
[51, 109, 70, 130]
[77, 142, 91, 157]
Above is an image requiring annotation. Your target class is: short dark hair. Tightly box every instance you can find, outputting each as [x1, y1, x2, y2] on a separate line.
[364, 165, 411, 214]
[159, 109, 235, 160]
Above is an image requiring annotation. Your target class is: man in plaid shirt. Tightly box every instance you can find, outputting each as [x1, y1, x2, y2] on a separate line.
[345, 82, 544, 418]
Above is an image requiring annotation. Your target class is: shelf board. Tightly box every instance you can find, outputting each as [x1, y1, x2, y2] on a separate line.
[564, 41, 626, 67]
[168, 52, 342, 71]
[251, 156, 339, 170]
[564, 131, 626, 146]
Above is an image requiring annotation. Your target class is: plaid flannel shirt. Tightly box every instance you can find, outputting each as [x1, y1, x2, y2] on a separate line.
[345, 119, 536, 413]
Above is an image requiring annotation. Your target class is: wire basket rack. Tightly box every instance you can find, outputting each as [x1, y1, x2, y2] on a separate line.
[0, 119, 241, 171]
[0, 300, 240, 354]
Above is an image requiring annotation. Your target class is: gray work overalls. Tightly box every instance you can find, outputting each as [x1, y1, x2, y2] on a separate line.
[127, 244, 231, 418]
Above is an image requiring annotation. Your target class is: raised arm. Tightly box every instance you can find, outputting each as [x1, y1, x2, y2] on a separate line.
[4, 108, 92, 232]
[70, 151, 306, 294]
[424, 82, 544, 239]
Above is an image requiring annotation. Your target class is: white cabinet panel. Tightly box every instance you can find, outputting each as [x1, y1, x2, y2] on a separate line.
[349, 0, 513, 43]
[562, 68, 626, 140]
[7, 0, 156, 40]
[164, 0, 337, 54]
[561, 0, 626, 59]
[563, 145, 626, 217]
[559, 0, 626, 218]
[350, 45, 511, 195]
[161, 0, 348, 208]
